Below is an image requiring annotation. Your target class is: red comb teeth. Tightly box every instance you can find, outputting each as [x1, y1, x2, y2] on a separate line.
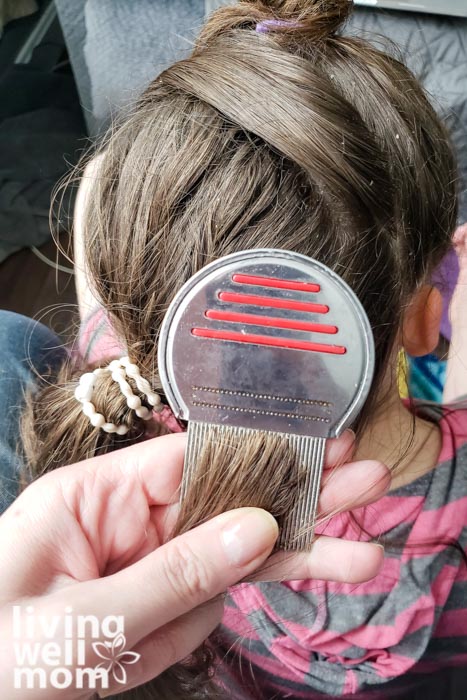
[232, 273, 320, 293]
[218, 292, 329, 314]
[205, 310, 338, 334]
[191, 328, 346, 354]
[191, 272, 346, 355]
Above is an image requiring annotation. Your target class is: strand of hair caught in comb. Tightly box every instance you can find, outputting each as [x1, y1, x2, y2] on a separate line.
[177, 422, 322, 550]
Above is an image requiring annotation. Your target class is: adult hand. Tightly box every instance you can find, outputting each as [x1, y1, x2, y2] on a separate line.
[0, 431, 389, 698]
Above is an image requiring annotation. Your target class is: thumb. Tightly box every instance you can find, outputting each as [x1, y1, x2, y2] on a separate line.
[62, 508, 279, 646]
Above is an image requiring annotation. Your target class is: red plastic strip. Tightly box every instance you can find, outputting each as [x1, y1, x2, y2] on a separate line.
[205, 309, 337, 334]
[192, 328, 346, 354]
[218, 291, 329, 314]
[232, 273, 320, 293]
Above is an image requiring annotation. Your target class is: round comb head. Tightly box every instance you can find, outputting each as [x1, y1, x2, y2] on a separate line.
[158, 249, 374, 438]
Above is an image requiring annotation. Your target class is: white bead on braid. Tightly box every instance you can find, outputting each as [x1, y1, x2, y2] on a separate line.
[114, 357, 163, 412]
[74, 357, 163, 435]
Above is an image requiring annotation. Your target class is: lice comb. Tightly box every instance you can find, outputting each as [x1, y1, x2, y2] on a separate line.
[158, 249, 374, 550]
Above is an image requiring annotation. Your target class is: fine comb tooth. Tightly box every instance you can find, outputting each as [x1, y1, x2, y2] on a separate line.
[159, 249, 374, 550]
[277, 435, 325, 550]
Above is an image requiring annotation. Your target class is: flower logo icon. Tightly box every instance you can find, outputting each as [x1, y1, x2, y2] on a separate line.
[92, 633, 141, 685]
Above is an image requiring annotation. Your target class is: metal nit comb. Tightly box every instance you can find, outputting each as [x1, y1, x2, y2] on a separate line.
[158, 249, 374, 550]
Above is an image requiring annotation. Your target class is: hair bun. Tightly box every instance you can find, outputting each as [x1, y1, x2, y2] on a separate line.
[246, 0, 353, 38]
[197, 0, 352, 51]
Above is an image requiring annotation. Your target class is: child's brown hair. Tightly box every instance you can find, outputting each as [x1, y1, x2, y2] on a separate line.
[22, 0, 457, 697]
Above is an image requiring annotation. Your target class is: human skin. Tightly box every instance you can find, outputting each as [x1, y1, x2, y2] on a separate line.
[444, 224, 467, 404]
[0, 431, 388, 699]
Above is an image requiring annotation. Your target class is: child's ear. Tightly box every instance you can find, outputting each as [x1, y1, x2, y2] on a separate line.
[402, 285, 443, 357]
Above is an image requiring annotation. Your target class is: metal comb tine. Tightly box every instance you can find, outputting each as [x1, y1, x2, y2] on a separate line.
[307, 438, 325, 549]
[278, 435, 325, 550]
[296, 436, 313, 550]
[296, 436, 312, 548]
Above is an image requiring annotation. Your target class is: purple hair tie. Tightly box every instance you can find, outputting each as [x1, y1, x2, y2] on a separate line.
[255, 19, 301, 33]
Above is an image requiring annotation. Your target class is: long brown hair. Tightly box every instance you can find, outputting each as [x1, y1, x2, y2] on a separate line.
[22, 0, 457, 697]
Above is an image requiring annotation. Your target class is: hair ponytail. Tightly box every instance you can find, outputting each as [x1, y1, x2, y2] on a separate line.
[198, 0, 352, 46]
[22, 356, 165, 480]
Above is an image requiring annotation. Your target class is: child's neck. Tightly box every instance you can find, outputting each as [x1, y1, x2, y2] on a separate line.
[355, 386, 442, 491]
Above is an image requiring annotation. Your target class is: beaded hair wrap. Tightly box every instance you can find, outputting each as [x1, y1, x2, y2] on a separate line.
[74, 357, 163, 435]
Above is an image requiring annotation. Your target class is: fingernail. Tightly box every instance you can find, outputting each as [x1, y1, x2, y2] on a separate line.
[220, 508, 279, 567]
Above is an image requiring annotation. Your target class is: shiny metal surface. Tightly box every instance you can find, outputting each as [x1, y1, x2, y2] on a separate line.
[158, 249, 375, 439]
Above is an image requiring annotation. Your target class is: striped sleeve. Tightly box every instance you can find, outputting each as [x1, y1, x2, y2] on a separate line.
[217, 408, 467, 697]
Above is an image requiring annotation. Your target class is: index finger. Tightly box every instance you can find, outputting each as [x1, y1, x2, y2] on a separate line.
[51, 429, 350, 512]
[45, 432, 188, 507]
[118, 433, 187, 506]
